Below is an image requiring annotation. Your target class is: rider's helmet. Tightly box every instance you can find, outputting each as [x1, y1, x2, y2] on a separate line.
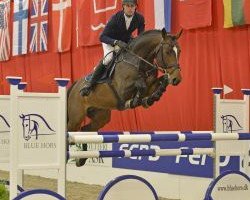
[122, 0, 137, 5]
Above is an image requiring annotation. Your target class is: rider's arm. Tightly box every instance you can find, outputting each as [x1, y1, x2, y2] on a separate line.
[137, 14, 145, 35]
[99, 15, 117, 46]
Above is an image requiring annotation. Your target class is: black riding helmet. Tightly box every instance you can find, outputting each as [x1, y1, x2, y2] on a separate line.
[122, 0, 137, 5]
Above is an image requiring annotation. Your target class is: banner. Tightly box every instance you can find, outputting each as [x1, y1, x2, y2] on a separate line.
[154, 0, 171, 32]
[0, 0, 10, 61]
[13, 0, 29, 56]
[223, 0, 250, 28]
[52, 0, 72, 52]
[29, 0, 49, 53]
[179, 0, 212, 30]
[77, 0, 121, 47]
[113, 141, 240, 178]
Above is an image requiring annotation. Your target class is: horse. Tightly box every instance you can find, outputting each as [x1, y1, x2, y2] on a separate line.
[67, 28, 182, 166]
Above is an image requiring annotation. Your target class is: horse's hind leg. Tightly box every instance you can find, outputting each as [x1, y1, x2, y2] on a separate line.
[74, 109, 111, 167]
[81, 108, 111, 131]
[67, 95, 89, 167]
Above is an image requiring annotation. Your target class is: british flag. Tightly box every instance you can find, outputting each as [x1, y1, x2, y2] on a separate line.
[29, 0, 48, 53]
[0, 0, 10, 61]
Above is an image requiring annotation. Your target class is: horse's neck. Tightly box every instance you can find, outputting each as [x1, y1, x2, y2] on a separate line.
[131, 35, 161, 62]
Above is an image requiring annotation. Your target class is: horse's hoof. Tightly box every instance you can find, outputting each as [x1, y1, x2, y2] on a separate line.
[75, 143, 88, 167]
[76, 158, 88, 167]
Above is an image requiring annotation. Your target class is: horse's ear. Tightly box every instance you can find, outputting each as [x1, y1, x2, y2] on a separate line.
[175, 29, 183, 40]
[161, 28, 167, 39]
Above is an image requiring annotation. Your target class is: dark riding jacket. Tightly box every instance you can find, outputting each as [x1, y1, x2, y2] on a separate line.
[100, 11, 145, 45]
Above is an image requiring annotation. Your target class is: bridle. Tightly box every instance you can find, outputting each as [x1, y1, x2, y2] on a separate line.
[152, 39, 180, 74]
[123, 38, 180, 77]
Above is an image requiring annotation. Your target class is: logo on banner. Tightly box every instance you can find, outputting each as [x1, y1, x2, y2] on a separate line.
[0, 114, 10, 133]
[91, 0, 118, 31]
[113, 142, 240, 178]
[221, 115, 243, 133]
[20, 114, 55, 141]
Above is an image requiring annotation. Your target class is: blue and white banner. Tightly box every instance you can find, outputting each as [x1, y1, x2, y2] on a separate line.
[13, 0, 29, 56]
[112, 141, 240, 178]
[154, 0, 171, 32]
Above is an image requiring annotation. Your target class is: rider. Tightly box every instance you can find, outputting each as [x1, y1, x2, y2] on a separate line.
[80, 0, 145, 96]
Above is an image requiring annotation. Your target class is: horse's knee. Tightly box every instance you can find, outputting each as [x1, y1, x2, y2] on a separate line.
[103, 114, 111, 125]
[67, 121, 80, 132]
[99, 111, 111, 126]
[135, 79, 147, 95]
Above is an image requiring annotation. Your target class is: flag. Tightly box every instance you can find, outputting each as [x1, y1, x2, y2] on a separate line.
[154, 0, 171, 32]
[179, 0, 212, 30]
[223, 85, 233, 95]
[52, 0, 72, 52]
[29, 0, 49, 53]
[77, 0, 120, 47]
[223, 0, 250, 28]
[13, 0, 29, 56]
[0, 0, 10, 61]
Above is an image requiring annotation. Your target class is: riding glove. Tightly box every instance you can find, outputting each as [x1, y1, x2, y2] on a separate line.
[114, 40, 128, 48]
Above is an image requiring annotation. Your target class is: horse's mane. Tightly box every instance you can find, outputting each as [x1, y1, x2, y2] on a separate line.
[129, 29, 162, 47]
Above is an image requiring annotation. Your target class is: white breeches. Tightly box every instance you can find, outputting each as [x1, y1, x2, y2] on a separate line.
[102, 43, 120, 65]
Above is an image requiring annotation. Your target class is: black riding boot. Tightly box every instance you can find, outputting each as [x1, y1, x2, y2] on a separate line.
[80, 63, 106, 96]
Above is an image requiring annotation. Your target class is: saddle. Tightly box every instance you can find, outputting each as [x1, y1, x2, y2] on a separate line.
[85, 51, 122, 84]
[84, 47, 141, 84]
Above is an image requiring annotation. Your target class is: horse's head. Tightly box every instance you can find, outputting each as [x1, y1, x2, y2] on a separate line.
[20, 114, 38, 141]
[154, 28, 182, 86]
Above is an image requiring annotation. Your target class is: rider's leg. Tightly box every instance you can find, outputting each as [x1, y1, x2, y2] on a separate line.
[80, 43, 114, 96]
[80, 62, 107, 96]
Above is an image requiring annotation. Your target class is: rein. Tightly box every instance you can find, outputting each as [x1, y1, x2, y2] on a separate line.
[123, 38, 180, 75]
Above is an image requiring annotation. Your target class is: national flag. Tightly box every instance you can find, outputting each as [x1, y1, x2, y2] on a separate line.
[52, 0, 72, 52]
[13, 0, 29, 56]
[179, 0, 212, 30]
[223, 0, 250, 28]
[0, 0, 10, 61]
[29, 0, 49, 53]
[154, 0, 171, 32]
[77, 0, 120, 47]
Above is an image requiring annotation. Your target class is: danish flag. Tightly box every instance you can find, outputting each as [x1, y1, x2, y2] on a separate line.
[52, 0, 72, 52]
[77, 0, 120, 47]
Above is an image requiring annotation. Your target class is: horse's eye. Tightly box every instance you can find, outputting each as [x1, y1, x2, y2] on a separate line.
[25, 124, 28, 127]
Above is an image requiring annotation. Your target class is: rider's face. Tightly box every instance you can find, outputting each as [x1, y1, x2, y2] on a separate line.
[123, 3, 137, 17]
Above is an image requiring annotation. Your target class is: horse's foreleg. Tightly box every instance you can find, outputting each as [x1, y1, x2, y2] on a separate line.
[124, 76, 148, 109]
[142, 75, 169, 108]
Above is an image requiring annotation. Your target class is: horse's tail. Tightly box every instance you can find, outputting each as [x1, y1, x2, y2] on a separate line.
[67, 81, 77, 123]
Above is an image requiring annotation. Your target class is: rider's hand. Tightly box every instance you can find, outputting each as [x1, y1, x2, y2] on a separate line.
[114, 40, 128, 49]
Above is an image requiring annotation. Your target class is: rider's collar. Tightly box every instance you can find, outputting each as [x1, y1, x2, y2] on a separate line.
[123, 12, 134, 18]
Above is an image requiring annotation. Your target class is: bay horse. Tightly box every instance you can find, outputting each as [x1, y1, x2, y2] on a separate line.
[67, 28, 182, 166]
